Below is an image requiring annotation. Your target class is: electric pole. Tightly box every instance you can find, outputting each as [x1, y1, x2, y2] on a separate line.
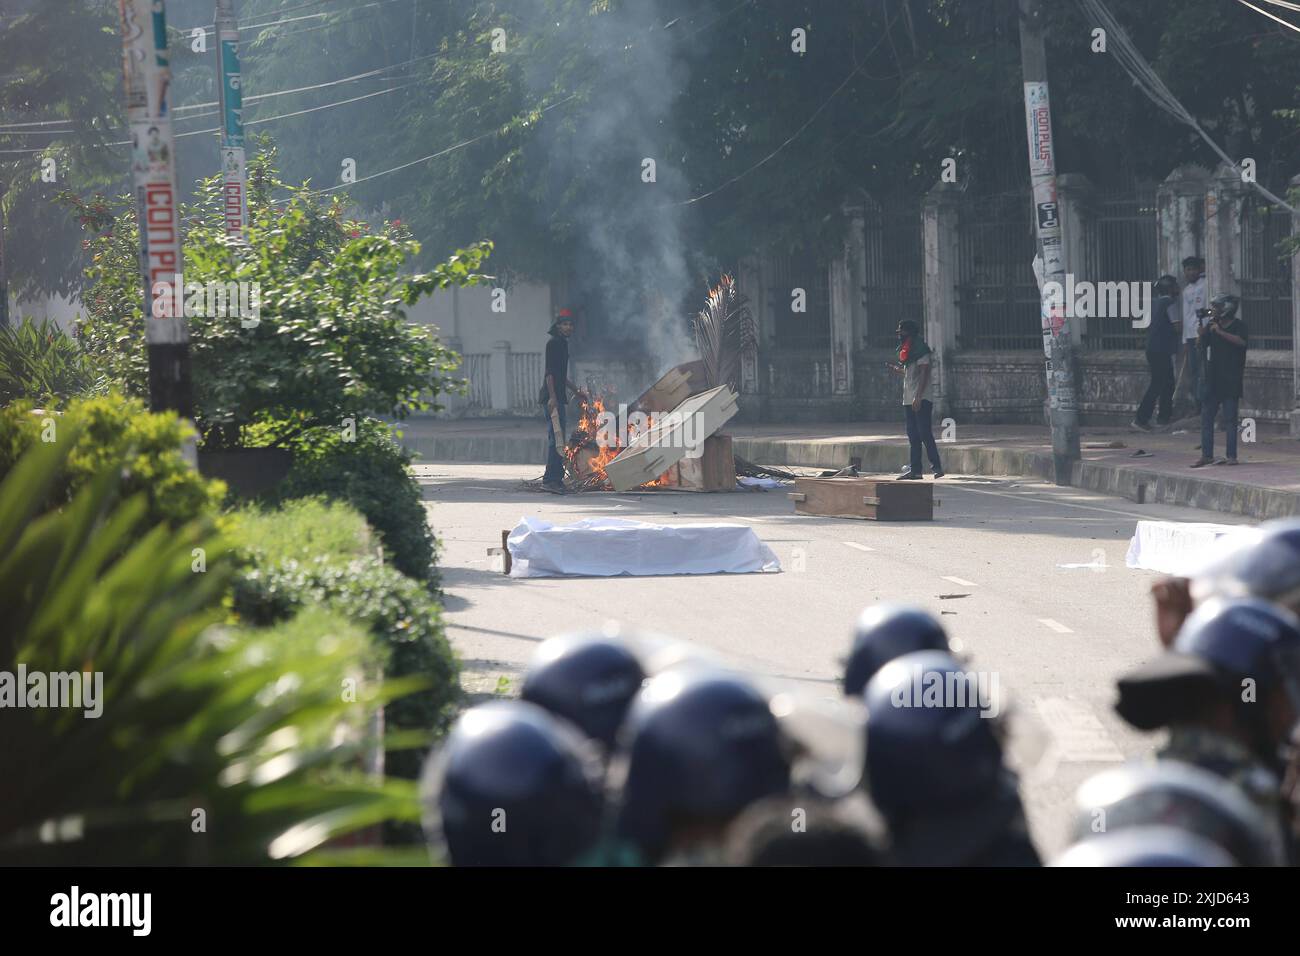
[116, 0, 193, 419]
[215, 0, 247, 242]
[1019, 0, 1080, 483]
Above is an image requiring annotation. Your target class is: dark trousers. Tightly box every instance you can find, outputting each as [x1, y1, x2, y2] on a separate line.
[905, 399, 942, 475]
[1200, 387, 1239, 461]
[1136, 350, 1174, 425]
[543, 404, 567, 483]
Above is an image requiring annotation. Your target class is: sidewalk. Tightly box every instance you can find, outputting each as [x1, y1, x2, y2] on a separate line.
[396, 415, 1300, 520]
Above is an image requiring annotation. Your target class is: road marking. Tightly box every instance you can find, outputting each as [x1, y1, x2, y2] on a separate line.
[843, 541, 875, 552]
[1038, 618, 1073, 633]
[1034, 697, 1125, 762]
[942, 575, 977, 587]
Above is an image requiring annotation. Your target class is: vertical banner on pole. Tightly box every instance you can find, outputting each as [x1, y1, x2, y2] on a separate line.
[216, 0, 248, 242]
[118, 0, 192, 417]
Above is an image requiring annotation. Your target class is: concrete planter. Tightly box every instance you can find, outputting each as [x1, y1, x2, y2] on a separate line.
[197, 447, 294, 498]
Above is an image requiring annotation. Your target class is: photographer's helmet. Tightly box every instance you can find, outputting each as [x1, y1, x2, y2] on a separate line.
[1051, 827, 1236, 867]
[1210, 293, 1240, 321]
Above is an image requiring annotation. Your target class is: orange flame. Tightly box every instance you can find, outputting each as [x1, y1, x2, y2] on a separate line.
[565, 393, 673, 488]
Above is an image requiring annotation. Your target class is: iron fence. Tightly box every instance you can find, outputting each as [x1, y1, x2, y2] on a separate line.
[1239, 199, 1294, 350]
[509, 351, 545, 413]
[1084, 184, 1159, 350]
[956, 192, 1041, 350]
[864, 199, 924, 349]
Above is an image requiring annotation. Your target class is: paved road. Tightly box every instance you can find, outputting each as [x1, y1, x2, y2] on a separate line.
[415, 463, 1255, 858]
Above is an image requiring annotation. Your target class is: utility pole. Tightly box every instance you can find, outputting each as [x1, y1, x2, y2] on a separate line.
[215, 0, 247, 242]
[116, 0, 193, 419]
[1018, 0, 1079, 483]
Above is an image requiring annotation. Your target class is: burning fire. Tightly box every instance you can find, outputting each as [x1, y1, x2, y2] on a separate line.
[564, 392, 673, 489]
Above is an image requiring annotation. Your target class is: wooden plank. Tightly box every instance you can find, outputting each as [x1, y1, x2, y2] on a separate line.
[605, 385, 739, 492]
[790, 476, 934, 521]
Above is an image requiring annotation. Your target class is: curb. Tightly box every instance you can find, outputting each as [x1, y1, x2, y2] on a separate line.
[402, 433, 1298, 520]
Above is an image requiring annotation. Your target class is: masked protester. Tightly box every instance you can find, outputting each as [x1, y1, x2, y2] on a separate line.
[539, 308, 587, 493]
[890, 320, 944, 481]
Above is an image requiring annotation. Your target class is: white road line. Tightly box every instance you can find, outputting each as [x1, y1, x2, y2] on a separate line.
[1034, 697, 1125, 762]
[942, 575, 977, 587]
[843, 541, 874, 552]
[943, 483, 1168, 521]
[1038, 618, 1073, 633]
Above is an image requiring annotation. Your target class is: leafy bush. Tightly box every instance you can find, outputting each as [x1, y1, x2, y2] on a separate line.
[228, 496, 373, 567]
[0, 395, 226, 528]
[276, 417, 436, 584]
[228, 500, 460, 787]
[0, 316, 108, 407]
[0, 433, 423, 865]
[72, 143, 490, 450]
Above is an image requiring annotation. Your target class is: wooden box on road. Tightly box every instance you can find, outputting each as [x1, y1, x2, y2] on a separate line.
[788, 476, 937, 521]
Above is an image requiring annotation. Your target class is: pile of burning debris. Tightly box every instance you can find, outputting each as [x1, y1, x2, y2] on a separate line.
[524, 275, 796, 494]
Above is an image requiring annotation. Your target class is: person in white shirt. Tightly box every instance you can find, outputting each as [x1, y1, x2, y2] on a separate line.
[1179, 256, 1208, 412]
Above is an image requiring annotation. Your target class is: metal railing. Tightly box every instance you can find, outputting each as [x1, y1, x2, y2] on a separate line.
[956, 192, 1041, 350]
[460, 353, 492, 408]
[509, 351, 545, 414]
[1239, 200, 1293, 350]
[1084, 185, 1158, 350]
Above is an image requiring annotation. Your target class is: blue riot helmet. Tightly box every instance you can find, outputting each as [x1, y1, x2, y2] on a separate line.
[842, 604, 950, 698]
[609, 668, 793, 864]
[420, 701, 604, 866]
[521, 633, 645, 750]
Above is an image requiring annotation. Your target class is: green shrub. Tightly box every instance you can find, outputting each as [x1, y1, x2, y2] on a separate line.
[0, 433, 422, 865]
[72, 144, 490, 450]
[231, 552, 460, 782]
[0, 395, 226, 527]
[227, 496, 373, 567]
[277, 417, 437, 585]
[0, 316, 109, 407]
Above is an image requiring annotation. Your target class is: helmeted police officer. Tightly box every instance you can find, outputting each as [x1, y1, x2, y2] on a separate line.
[862, 650, 1040, 866]
[1052, 827, 1236, 867]
[520, 632, 645, 751]
[420, 700, 604, 866]
[1066, 759, 1286, 867]
[608, 668, 794, 866]
[842, 604, 950, 698]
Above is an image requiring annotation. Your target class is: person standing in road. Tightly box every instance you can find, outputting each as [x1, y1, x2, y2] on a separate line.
[891, 320, 944, 481]
[1132, 275, 1181, 430]
[1191, 294, 1247, 468]
[541, 308, 586, 493]
[1179, 256, 1208, 413]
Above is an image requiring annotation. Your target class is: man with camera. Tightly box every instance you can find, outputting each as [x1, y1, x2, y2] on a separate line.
[1190, 294, 1247, 468]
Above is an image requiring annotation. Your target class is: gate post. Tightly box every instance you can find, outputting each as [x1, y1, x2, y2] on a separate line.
[922, 181, 961, 419]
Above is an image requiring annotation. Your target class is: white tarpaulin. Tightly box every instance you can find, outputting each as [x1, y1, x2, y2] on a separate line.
[1124, 520, 1257, 576]
[507, 516, 781, 578]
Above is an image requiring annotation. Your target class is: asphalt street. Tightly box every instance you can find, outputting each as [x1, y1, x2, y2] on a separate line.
[415, 462, 1255, 858]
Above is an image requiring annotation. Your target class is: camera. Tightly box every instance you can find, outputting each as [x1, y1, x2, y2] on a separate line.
[1195, 307, 1212, 319]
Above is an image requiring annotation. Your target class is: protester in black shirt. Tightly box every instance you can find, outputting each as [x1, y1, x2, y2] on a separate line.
[1132, 275, 1181, 430]
[541, 309, 586, 492]
[1191, 294, 1247, 468]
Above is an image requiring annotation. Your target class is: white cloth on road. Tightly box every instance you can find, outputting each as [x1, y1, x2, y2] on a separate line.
[1124, 520, 1256, 576]
[507, 516, 781, 578]
[737, 476, 784, 490]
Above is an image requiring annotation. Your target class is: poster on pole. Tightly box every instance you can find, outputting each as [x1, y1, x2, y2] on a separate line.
[217, 12, 248, 241]
[118, 0, 184, 338]
[1023, 82, 1055, 178]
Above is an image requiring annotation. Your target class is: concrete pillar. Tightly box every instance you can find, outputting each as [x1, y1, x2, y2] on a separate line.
[1205, 162, 1246, 300]
[828, 226, 856, 397]
[489, 340, 511, 411]
[1157, 165, 1210, 277]
[1056, 173, 1093, 345]
[922, 181, 961, 417]
[1291, 174, 1300, 439]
